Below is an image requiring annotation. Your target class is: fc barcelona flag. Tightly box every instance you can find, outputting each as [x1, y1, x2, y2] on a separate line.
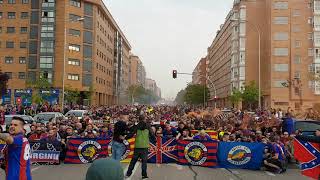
[294, 138, 320, 179]
[191, 130, 218, 140]
[177, 140, 218, 168]
[64, 138, 110, 164]
[107, 138, 135, 163]
[148, 137, 178, 164]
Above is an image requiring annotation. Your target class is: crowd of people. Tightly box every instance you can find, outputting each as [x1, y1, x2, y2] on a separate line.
[0, 104, 319, 176]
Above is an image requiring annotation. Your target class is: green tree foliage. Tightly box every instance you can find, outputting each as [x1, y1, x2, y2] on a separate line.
[230, 89, 242, 106]
[174, 89, 186, 105]
[27, 78, 52, 104]
[0, 71, 9, 97]
[127, 85, 160, 104]
[242, 81, 259, 108]
[184, 84, 209, 105]
[65, 86, 81, 105]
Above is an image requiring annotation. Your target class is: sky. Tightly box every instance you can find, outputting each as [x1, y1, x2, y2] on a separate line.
[104, 0, 234, 100]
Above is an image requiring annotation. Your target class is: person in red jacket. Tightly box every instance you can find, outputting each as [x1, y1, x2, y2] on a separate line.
[28, 126, 46, 141]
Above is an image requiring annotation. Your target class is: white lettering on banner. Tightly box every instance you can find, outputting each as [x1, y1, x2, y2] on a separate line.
[227, 145, 252, 166]
[31, 151, 60, 161]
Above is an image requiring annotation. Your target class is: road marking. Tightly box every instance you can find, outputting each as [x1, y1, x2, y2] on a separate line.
[124, 162, 140, 180]
[31, 166, 42, 172]
[231, 170, 239, 175]
[167, 164, 183, 170]
[264, 171, 276, 177]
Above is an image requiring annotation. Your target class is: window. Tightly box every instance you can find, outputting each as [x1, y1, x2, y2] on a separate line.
[70, 0, 80, 7]
[6, 41, 14, 48]
[5, 57, 13, 64]
[69, 44, 80, 52]
[8, 0, 15, 4]
[8, 12, 16, 19]
[20, 27, 28, 33]
[0, 0, 2, 3]
[274, 48, 288, 56]
[308, 17, 313, 24]
[84, 3, 93, 16]
[68, 58, 80, 66]
[294, 55, 301, 64]
[316, 1, 320, 11]
[29, 41, 38, 54]
[274, 17, 288, 24]
[292, 9, 301, 16]
[18, 72, 25, 79]
[40, 41, 54, 53]
[83, 16, 93, 30]
[42, 0, 55, 8]
[69, 29, 80, 36]
[20, 42, 27, 48]
[28, 56, 37, 69]
[7, 27, 15, 33]
[21, 12, 28, 19]
[5, 72, 12, 79]
[39, 71, 53, 83]
[0, 27, 2, 33]
[308, 48, 314, 56]
[274, 32, 288, 41]
[41, 25, 54, 38]
[274, 2, 288, 10]
[83, 45, 92, 58]
[308, 32, 313, 40]
[19, 57, 26, 64]
[274, 80, 287, 88]
[274, 64, 288, 72]
[42, 11, 55, 22]
[67, 74, 79, 81]
[294, 71, 301, 79]
[69, 14, 81, 22]
[21, 0, 29, 4]
[40, 56, 54, 69]
[295, 40, 301, 48]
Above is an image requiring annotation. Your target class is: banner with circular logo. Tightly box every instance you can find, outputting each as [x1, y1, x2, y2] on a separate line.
[78, 140, 102, 163]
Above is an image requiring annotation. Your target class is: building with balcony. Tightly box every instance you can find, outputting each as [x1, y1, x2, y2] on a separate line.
[0, 0, 131, 106]
[192, 57, 207, 86]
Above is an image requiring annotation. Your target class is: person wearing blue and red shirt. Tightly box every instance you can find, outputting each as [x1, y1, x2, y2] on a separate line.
[0, 116, 32, 180]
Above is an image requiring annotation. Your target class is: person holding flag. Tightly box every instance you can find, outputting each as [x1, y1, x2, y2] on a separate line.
[0, 116, 32, 180]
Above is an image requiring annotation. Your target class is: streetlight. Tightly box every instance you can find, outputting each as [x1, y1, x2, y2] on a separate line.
[231, 18, 261, 109]
[62, 17, 85, 110]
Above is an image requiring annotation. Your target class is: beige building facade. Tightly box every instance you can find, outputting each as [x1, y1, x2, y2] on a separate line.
[207, 0, 320, 110]
[192, 57, 207, 86]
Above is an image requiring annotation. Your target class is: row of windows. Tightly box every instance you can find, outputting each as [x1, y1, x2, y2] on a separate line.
[68, 74, 79, 81]
[3, 56, 26, 64]
[0, 0, 28, 4]
[0, 41, 27, 48]
[3, 72, 26, 79]
[0, 27, 28, 33]
[0, 12, 29, 19]
[70, 0, 80, 8]
[95, 76, 111, 86]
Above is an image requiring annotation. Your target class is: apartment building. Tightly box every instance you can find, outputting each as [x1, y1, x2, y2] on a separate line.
[192, 57, 207, 86]
[0, 0, 131, 106]
[129, 54, 146, 87]
[206, 0, 320, 110]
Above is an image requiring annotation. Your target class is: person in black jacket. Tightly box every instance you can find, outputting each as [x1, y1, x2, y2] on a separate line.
[296, 129, 320, 143]
[112, 115, 128, 161]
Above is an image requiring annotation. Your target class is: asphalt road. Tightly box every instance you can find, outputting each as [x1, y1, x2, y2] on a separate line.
[0, 163, 308, 180]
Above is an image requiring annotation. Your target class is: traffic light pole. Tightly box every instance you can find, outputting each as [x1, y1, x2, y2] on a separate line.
[176, 72, 217, 109]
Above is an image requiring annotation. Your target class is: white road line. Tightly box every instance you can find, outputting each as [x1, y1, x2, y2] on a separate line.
[167, 164, 183, 170]
[31, 166, 42, 172]
[231, 170, 239, 175]
[124, 162, 140, 180]
[264, 171, 276, 177]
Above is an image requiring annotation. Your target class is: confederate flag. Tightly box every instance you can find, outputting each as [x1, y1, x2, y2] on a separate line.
[294, 138, 320, 179]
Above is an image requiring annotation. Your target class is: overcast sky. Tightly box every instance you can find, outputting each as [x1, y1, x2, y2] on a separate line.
[104, 0, 234, 100]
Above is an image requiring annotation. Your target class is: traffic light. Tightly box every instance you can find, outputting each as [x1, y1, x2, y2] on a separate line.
[172, 70, 177, 79]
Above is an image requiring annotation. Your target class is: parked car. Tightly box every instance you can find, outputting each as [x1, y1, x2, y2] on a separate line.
[294, 119, 320, 135]
[1, 115, 34, 134]
[65, 110, 88, 119]
[34, 112, 65, 124]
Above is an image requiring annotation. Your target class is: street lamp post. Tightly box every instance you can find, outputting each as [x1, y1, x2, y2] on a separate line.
[231, 19, 261, 109]
[62, 17, 84, 110]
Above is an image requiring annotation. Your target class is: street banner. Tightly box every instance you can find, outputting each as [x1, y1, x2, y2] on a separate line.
[177, 140, 218, 168]
[148, 137, 177, 164]
[218, 142, 264, 170]
[294, 138, 320, 179]
[64, 138, 110, 164]
[30, 140, 61, 165]
[107, 138, 135, 163]
[191, 130, 218, 140]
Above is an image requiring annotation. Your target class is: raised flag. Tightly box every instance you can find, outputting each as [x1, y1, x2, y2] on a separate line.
[191, 130, 218, 140]
[148, 137, 177, 163]
[177, 140, 218, 167]
[64, 138, 110, 164]
[218, 142, 264, 170]
[294, 138, 320, 179]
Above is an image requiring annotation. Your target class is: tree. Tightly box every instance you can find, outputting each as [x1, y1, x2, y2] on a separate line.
[230, 89, 242, 107]
[27, 78, 52, 104]
[0, 71, 9, 98]
[242, 81, 259, 109]
[65, 86, 81, 105]
[175, 89, 186, 105]
[184, 84, 209, 105]
[127, 85, 145, 103]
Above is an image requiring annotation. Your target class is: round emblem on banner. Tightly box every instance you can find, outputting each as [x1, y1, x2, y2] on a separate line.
[107, 140, 131, 160]
[227, 145, 252, 165]
[77, 140, 101, 163]
[184, 141, 208, 165]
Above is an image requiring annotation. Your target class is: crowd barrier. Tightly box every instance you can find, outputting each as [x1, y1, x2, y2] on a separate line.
[0, 137, 264, 170]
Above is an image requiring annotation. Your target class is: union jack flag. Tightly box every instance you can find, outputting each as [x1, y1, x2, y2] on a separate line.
[294, 138, 320, 179]
[148, 137, 178, 164]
